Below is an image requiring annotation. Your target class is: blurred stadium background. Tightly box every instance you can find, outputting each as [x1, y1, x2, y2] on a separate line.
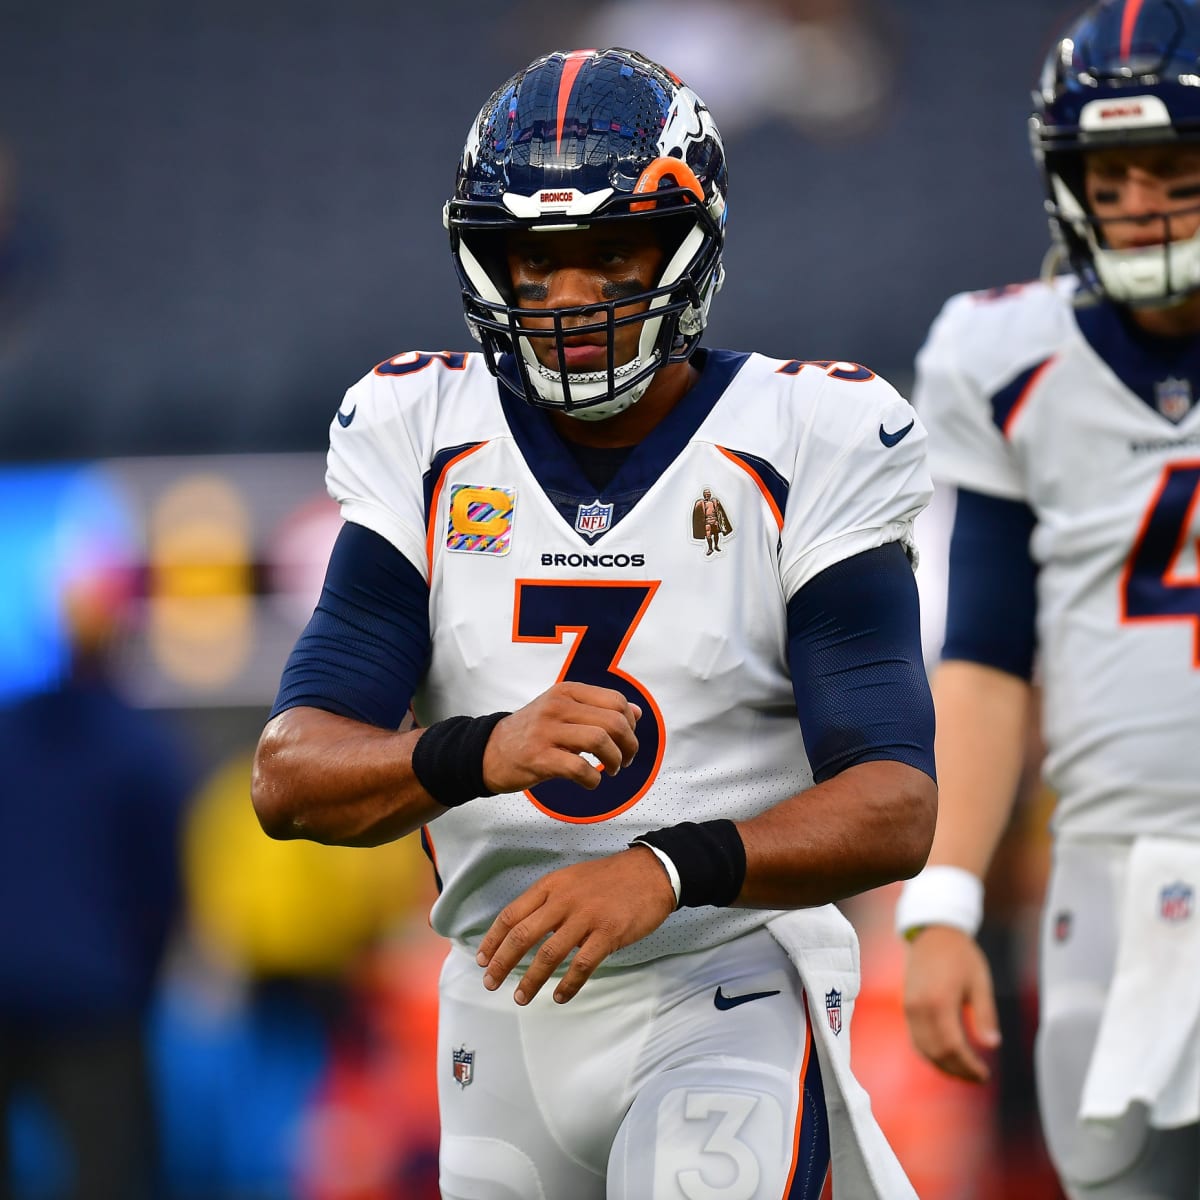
[1, 1, 1075, 1196]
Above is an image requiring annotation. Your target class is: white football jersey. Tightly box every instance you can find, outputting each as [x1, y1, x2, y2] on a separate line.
[915, 278, 1200, 839]
[327, 348, 930, 964]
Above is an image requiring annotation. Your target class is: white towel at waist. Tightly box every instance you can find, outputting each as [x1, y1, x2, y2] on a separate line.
[767, 906, 918, 1200]
[1080, 835, 1200, 1129]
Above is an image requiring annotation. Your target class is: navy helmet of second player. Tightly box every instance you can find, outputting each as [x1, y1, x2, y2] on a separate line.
[1032, 0, 1200, 305]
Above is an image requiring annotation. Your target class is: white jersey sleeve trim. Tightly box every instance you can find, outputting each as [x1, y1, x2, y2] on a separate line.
[323, 365, 441, 584]
[913, 284, 1071, 501]
[779, 375, 932, 598]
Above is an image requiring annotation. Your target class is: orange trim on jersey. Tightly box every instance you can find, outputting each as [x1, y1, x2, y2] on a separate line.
[783, 993, 818, 1196]
[512, 577, 666, 823]
[630, 157, 705, 212]
[419, 826, 443, 936]
[1004, 356, 1055, 439]
[555, 50, 593, 153]
[424, 442, 490, 568]
[421, 824, 441, 876]
[716, 445, 785, 531]
[1121, 0, 1146, 58]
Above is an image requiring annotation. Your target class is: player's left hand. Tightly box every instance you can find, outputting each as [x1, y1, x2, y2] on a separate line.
[476, 846, 676, 1005]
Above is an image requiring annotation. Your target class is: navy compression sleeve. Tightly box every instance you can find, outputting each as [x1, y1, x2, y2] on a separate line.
[270, 522, 431, 728]
[787, 541, 935, 784]
[941, 488, 1037, 680]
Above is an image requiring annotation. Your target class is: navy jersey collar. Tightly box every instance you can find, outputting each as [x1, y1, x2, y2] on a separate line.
[497, 348, 751, 539]
[1074, 299, 1200, 424]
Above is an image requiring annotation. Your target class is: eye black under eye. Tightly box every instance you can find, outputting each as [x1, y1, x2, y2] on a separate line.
[1167, 183, 1200, 200]
[601, 279, 645, 300]
[1092, 188, 1120, 204]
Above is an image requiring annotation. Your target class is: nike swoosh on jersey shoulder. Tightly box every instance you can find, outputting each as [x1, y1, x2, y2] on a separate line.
[878, 419, 915, 447]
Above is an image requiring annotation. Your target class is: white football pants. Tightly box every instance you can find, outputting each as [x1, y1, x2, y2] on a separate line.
[1037, 836, 1200, 1199]
[436, 925, 830, 1199]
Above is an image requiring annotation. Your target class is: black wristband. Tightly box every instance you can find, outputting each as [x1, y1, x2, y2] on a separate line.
[632, 819, 747, 908]
[410, 712, 510, 807]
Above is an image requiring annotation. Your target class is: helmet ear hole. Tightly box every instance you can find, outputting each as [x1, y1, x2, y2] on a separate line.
[650, 212, 694, 264]
[461, 229, 514, 305]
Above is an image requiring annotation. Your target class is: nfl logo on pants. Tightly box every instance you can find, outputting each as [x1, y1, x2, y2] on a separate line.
[1160, 882, 1194, 922]
[825, 988, 843, 1036]
[452, 1046, 474, 1088]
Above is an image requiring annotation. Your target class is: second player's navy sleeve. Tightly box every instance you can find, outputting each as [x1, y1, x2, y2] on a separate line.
[270, 521, 431, 729]
[940, 487, 1038, 680]
[787, 541, 935, 784]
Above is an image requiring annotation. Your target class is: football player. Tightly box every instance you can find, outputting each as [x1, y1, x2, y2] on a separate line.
[253, 48, 936, 1199]
[897, 2, 1200, 1196]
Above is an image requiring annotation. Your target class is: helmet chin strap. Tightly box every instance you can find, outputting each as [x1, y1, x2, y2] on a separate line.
[561, 377, 651, 421]
[520, 343, 659, 419]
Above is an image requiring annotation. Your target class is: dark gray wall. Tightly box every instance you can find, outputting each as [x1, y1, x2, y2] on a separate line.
[0, 0, 1080, 459]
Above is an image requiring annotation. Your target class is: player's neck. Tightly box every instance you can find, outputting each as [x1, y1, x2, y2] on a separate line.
[550, 361, 700, 448]
[1126, 292, 1200, 340]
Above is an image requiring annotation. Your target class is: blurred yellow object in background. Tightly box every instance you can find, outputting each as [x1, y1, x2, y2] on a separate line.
[185, 752, 431, 978]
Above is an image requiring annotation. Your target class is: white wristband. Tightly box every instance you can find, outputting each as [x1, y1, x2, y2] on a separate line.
[632, 839, 682, 910]
[894, 865, 984, 940]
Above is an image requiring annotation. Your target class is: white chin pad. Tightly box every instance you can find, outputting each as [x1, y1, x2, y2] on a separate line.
[518, 339, 657, 419]
[1092, 238, 1200, 304]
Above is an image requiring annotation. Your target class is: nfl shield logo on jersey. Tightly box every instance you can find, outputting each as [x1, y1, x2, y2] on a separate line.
[1154, 377, 1193, 423]
[575, 498, 613, 539]
[825, 988, 843, 1036]
[452, 1045, 475, 1088]
[1159, 882, 1193, 923]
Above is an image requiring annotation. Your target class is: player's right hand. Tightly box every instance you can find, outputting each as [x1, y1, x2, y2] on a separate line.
[481, 681, 640, 794]
[903, 924, 1001, 1083]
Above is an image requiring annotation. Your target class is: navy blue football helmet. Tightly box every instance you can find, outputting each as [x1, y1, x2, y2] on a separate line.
[1031, 0, 1200, 304]
[444, 48, 728, 419]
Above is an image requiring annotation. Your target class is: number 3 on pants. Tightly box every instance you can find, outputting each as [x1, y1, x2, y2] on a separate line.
[1122, 461, 1200, 664]
[513, 579, 665, 822]
[653, 1090, 782, 1200]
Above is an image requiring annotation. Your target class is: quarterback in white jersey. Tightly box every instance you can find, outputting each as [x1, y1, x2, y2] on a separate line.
[255, 48, 936, 1200]
[898, 3, 1200, 1197]
[327, 347, 928, 970]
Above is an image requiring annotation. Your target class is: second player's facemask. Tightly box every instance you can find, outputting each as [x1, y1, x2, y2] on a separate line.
[1053, 182, 1200, 305]
[444, 48, 728, 420]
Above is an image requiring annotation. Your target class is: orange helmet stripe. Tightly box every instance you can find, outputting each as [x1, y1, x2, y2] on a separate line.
[1120, 0, 1146, 58]
[555, 50, 594, 153]
[630, 157, 705, 212]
